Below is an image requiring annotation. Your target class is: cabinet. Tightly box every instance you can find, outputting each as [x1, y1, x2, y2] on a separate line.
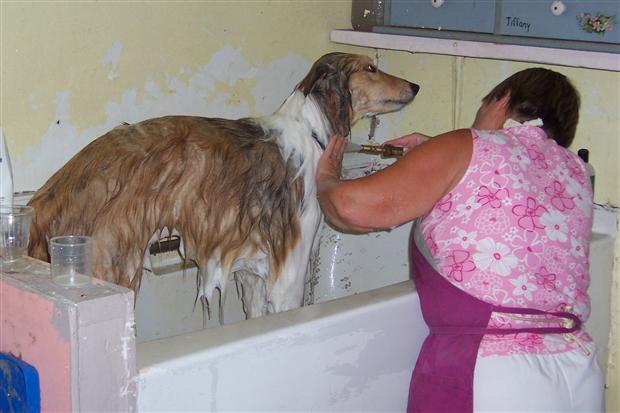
[390, 0, 496, 34]
[352, 0, 620, 53]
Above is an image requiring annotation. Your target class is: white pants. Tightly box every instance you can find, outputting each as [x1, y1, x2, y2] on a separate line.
[474, 343, 604, 412]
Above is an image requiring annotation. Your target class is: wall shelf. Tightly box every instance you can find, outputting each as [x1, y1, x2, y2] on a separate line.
[331, 30, 620, 72]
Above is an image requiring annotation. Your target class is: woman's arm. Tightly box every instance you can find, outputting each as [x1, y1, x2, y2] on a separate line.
[384, 132, 431, 153]
[316, 129, 473, 233]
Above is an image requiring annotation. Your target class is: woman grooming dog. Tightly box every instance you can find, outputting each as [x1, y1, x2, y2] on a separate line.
[316, 68, 603, 412]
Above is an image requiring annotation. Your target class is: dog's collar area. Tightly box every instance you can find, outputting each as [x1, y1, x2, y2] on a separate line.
[311, 130, 325, 151]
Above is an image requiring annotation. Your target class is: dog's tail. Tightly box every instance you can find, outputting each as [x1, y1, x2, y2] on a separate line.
[27, 140, 111, 262]
[27, 200, 51, 261]
[27, 178, 91, 262]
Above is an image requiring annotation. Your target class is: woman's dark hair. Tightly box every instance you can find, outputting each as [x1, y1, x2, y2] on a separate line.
[482, 68, 580, 148]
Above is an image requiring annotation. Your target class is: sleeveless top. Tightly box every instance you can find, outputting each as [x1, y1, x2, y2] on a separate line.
[418, 126, 594, 356]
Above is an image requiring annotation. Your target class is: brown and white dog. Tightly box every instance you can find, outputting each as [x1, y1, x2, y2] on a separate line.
[28, 52, 419, 318]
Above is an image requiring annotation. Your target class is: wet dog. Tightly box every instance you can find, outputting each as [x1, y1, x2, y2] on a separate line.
[28, 52, 419, 318]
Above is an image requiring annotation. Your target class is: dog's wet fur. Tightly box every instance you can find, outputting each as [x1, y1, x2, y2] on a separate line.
[28, 52, 419, 317]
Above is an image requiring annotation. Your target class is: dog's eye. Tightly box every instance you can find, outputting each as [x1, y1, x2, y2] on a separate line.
[365, 64, 377, 73]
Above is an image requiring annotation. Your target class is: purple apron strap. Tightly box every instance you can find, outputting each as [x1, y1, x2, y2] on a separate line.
[407, 232, 582, 413]
[431, 306, 581, 335]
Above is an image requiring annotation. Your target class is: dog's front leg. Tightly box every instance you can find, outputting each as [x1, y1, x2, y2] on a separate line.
[236, 270, 268, 319]
[268, 206, 322, 313]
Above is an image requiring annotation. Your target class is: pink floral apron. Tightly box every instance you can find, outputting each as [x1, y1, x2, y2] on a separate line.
[407, 234, 581, 412]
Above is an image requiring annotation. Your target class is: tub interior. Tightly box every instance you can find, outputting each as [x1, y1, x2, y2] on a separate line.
[133, 152, 411, 343]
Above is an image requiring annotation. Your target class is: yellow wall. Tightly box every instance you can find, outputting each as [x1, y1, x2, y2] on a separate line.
[1, 1, 355, 150]
[1, 0, 365, 189]
[1, 1, 618, 410]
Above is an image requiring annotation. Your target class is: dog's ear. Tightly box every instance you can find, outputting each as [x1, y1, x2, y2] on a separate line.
[297, 54, 353, 137]
[328, 71, 353, 137]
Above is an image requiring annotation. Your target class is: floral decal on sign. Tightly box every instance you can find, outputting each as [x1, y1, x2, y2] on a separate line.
[577, 12, 615, 35]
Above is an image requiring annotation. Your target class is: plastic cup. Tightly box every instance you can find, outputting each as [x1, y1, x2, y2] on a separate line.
[50, 235, 92, 287]
[0, 205, 33, 271]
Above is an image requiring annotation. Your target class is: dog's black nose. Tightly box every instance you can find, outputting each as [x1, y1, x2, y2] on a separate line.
[410, 82, 420, 96]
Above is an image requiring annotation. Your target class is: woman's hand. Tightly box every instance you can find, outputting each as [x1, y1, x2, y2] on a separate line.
[316, 135, 373, 233]
[385, 132, 430, 152]
[316, 135, 347, 193]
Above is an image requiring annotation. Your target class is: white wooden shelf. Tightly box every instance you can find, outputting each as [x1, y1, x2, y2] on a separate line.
[331, 30, 620, 72]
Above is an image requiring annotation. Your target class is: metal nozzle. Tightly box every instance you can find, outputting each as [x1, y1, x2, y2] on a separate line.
[358, 144, 404, 157]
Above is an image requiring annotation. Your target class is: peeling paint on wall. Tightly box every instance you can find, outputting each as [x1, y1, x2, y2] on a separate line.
[12, 46, 312, 192]
[102, 41, 123, 80]
[251, 54, 309, 114]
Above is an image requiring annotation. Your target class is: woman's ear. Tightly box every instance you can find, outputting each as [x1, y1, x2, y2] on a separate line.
[490, 93, 512, 127]
[472, 92, 511, 130]
[497, 93, 511, 112]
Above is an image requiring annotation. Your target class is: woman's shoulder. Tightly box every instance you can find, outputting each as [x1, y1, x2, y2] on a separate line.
[404, 128, 473, 159]
[434, 128, 474, 142]
[420, 128, 474, 158]
[409, 128, 474, 197]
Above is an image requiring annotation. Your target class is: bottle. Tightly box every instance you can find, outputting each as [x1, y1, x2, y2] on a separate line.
[0, 128, 14, 206]
[577, 148, 595, 193]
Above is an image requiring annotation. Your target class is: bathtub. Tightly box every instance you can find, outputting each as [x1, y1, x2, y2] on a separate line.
[1, 180, 616, 412]
[131, 158, 616, 412]
[132, 153, 426, 411]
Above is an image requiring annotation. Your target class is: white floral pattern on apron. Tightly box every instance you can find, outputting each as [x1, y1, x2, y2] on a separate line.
[420, 126, 593, 356]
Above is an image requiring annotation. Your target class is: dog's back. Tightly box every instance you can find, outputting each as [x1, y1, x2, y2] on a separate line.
[29, 116, 303, 289]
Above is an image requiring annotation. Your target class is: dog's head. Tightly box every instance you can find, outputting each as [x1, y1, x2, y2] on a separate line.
[297, 52, 420, 137]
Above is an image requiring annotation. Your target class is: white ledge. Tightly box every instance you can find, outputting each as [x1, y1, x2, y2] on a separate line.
[331, 30, 620, 72]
